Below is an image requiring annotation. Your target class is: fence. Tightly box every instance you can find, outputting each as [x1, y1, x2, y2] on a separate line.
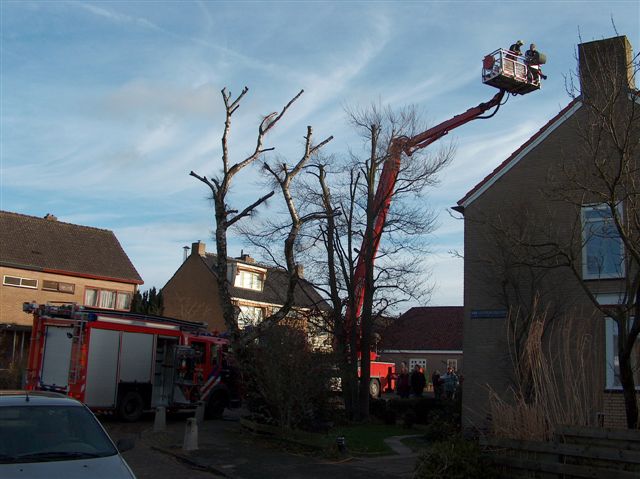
[481, 425, 640, 478]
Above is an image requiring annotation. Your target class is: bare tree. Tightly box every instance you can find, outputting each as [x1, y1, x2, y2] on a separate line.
[190, 87, 325, 345]
[301, 104, 454, 420]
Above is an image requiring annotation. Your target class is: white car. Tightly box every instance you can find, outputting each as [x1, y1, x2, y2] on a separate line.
[0, 390, 136, 478]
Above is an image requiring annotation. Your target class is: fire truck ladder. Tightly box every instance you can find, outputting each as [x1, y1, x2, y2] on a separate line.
[344, 49, 541, 356]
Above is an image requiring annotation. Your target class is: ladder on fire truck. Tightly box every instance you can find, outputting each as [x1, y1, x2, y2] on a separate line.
[346, 48, 544, 362]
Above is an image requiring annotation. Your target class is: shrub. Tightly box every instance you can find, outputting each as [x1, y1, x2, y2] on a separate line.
[403, 409, 417, 428]
[0, 361, 25, 389]
[369, 397, 388, 420]
[242, 325, 337, 431]
[386, 397, 460, 426]
[414, 435, 496, 479]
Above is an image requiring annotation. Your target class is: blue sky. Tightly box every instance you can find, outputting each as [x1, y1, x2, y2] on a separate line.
[1, 1, 638, 309]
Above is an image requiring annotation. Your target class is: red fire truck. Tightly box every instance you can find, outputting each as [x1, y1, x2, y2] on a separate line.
[24, 303, 240, 421]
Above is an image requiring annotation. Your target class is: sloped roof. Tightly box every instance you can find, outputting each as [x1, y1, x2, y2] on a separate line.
[380, 306, 463, 351]
[202, 254, 329, 311]
[0, 211, 143, 284]
[457, 98, 581, 208]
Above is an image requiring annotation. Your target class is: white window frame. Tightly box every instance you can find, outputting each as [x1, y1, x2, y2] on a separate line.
[3, 275, 38, 289]
[2, 274, 38, 289]
[605, 318, 640, 390]
[238, 304, 264, 328]
[409, 358, 427, 371]
[447, 359, 458, 371]
[581, 204, 625, 280]
[234, 270, 264, 291]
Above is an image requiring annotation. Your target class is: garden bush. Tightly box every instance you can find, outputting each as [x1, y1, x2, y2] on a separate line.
[414, 435, 496, 479]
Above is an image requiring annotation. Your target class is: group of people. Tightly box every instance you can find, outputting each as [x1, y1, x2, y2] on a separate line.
[508, 39, 547, 82]
[395, 362, 460, 400]
[396, 362, 426, 398]
[431, 367, 459, 400]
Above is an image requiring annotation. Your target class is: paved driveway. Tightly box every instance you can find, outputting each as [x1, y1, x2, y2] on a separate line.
[102, 410, 418, 479]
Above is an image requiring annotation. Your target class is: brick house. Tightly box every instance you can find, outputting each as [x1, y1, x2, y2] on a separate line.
[0, 211, 143, 367]
[162, 241, 330, 347]
[378, 306, 463, 384]
[455, 36, 638, 430]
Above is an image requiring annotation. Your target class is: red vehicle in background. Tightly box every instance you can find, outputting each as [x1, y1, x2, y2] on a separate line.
[24, 303, 240, 421]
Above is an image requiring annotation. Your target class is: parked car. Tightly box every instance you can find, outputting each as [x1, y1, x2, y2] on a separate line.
[0, 390, 136, 478]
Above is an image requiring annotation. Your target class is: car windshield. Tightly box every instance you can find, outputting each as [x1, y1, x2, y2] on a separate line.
[0, 404, 118, 464]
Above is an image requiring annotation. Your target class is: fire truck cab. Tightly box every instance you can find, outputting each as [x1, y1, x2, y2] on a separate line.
[24, 303, 239, 422]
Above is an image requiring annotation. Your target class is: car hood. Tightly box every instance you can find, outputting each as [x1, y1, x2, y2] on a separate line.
[1, 454, 136, 479]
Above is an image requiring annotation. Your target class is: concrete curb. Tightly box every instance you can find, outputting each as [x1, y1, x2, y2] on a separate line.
[151, 445, 231, 477]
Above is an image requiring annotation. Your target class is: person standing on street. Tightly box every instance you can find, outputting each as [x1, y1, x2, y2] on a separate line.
[410, 364, 426, 397]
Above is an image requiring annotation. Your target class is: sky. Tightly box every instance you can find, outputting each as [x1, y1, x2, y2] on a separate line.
[1, 1, 639, 310]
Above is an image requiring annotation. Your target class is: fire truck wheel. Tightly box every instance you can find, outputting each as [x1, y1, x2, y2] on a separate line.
[369, 378, 381, 398]
[118, 391, 144, 422]
[204, 391, 227, 419]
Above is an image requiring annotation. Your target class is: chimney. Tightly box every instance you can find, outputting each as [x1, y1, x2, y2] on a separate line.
[238, 250, 255, 264]
[44, 213, 58, 221]
[191, 241, 206, 257]
[578, 36, 635, 102]
[183, 246, 190, 262]
[295, 263, 304, 279]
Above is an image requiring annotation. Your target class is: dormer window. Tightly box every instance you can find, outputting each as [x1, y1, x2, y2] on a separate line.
[235, 269, 264, 291]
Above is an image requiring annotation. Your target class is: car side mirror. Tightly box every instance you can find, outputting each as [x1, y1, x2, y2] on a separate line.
[116, 437, 135, 453]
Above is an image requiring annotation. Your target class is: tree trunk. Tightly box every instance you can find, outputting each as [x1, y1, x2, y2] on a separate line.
[618, 344, 639, 428]
[214, 199, 238, 339]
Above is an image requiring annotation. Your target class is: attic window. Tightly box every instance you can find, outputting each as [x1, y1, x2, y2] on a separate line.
[234, 270, 264, 291]
[3, 275, 37, 289]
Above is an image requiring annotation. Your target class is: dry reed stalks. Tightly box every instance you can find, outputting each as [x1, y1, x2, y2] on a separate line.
[488, 296, 600, 441]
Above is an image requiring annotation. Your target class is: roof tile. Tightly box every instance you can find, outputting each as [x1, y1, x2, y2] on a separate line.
[380, 306, 463, 351]
[0, 211, 142, 284]
[202, 254, 329, 310]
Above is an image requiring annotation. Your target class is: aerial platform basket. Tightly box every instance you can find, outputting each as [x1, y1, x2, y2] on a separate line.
[482, 48, 541, 95]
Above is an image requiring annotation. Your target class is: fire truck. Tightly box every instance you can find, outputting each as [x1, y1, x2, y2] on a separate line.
[353, 47, 544, 397]
[24, 303, 240, 421]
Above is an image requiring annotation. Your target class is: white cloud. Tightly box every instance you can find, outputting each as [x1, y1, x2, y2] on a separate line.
[72, 2, 162, 30]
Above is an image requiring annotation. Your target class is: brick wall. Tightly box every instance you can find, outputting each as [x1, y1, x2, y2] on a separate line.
[603, 391, 640, 429]
[162, 255, 225, 331]
[0, 265, 137, 327]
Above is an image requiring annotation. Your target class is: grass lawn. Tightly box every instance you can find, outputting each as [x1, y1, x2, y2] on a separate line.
[330, 423, 425, 455]
[241, 417, 427, 457]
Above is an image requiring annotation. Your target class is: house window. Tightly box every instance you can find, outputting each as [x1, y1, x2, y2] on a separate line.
[235, 270, 264, 291]
[582, 204, 625, 279]
[238, 305, 264, 328]
[3, 275, 37, 289]
[447, 359, 458, 371]
[42, 280, 75, 294]
[605, 318, 640, 390]
[116, 292, 131, 310]
[84, 288, 131, 310]
[410, 359, 427, 373]
[85, 288, 98, 307]
[99, 290, 116, 309]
